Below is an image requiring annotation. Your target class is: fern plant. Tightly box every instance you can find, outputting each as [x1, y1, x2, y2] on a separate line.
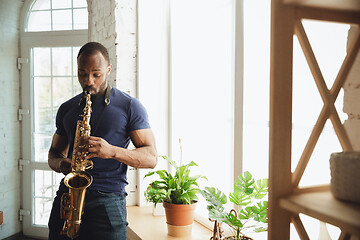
[201, 171, 268, 240]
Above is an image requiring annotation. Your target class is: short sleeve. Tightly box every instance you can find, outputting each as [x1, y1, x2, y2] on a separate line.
[55, 104, 67, 136]
[127, 98, 150, 131]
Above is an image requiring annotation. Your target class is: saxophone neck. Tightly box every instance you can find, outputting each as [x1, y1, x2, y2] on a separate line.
[82, 92, 92, 125]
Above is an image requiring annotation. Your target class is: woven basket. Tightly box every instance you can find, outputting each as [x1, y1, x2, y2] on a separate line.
[329, 151, 360, 203]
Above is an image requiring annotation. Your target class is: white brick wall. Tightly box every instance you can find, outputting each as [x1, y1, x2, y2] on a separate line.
[87, 0, 137, 96]
[114, 0, 138, 96]
[87, 0, 117, 87]
[344, 26, 360, 150]
[0, 0, 23, 239]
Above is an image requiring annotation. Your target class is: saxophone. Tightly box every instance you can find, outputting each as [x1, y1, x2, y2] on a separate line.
[60, 92, 94, 239]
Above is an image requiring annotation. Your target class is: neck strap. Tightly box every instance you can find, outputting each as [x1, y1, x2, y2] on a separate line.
[104, 84, 111, 106]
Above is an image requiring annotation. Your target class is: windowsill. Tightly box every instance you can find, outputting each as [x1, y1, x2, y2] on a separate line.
[126, 206, 212, 240]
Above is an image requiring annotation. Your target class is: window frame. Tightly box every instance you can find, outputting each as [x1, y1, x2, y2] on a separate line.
[20, 0, 88, 237]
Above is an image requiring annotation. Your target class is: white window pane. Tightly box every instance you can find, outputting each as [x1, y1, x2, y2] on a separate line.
[52, 47, 72, 76]
[31, 0, 50, 10]
[34, 77, 52, 133]
[53, 77, 74, 108]
[27, 10, 51, 32]
[171, 0, 234, 217]
[34, 197, 53, 225]
[34, 107, 52, 134]
[52, 9, 72, 30]
[138, 0, 168, 156]
[34, 48, 51, 76]
[73, 0, 87, 8]
[73, 8, 88, 30]
[34, 170, 63, 225]
[35, 170, 53, 197]
[242, 0, 270, 181]
[73, 78, 83, 95]
[27, 0, 88, 32]
[34, 134, 52, 162]
[52, 0, 71, 9]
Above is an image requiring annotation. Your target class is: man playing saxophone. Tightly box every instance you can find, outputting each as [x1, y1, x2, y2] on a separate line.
[47, 42, 158, 240]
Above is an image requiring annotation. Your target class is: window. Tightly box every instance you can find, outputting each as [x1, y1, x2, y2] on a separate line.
[138, 0, 239, 228]
[32, 46, 82, 225]
[20, 0, 88, 237]
[27, 0, 88, 32]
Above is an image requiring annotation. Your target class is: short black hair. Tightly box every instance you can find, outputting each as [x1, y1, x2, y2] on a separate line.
[77, 42, 110, 64]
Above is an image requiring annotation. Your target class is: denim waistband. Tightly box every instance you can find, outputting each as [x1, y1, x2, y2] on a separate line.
[86, 189, 127, 198]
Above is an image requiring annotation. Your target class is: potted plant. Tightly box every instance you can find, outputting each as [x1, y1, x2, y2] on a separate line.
[144, 185, 167, 216]
[144, 140, 207, 237]
[200, 171, 268, 240]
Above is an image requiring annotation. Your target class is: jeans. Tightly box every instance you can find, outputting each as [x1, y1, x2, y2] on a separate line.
[48, 189, 128, 240]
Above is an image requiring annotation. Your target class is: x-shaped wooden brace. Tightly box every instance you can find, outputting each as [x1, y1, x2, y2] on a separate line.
[289, 21, 360, 240]
[292, 21, 360, 188]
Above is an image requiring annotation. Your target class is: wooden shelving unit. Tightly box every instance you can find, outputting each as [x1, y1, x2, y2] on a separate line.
[269, 0, 360, 239]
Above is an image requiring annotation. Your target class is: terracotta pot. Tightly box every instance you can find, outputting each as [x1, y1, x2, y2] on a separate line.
[163, 201, 197, 226]
[163, 201, 197, 237]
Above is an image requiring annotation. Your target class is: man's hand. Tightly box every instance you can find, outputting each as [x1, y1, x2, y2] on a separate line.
[79, 129, 158, 169]
[59, 158, 72, 175]
[81, 136, 114, 160]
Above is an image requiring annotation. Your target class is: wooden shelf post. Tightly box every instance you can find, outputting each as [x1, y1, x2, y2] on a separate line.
[269, 0, 360, 239]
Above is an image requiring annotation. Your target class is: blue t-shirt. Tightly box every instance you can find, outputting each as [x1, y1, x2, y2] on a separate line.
[55, 87, 150, 194]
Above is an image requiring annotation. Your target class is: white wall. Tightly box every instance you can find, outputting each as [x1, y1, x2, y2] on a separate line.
[0, 0, 24, 239]
[344, 26, 360, 149]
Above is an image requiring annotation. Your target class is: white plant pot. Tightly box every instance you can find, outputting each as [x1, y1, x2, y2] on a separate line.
[153, 203, 165, 216]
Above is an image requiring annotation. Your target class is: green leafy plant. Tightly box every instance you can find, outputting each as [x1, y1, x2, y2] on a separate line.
[201, 171, 268, 240]
[144, 186, 167, 207]
[144, 140, 207, 205]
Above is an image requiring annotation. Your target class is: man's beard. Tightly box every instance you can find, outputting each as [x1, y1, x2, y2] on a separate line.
[83, 80, 107, 99]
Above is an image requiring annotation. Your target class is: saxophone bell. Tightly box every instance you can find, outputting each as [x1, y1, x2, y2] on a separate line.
[60, 171, 93, 239]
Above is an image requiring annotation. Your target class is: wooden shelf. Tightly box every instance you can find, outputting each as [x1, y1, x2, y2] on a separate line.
[284, 0, 360, 23]
[284, 0, 360, 13]
[279, 190, 360, 236]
